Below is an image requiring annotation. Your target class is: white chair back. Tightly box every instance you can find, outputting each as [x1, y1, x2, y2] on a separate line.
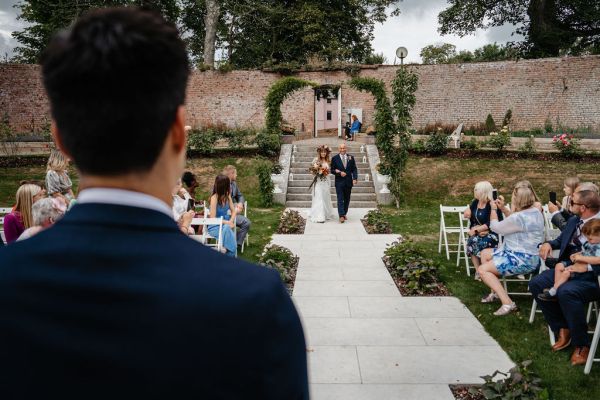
[0, 207, 11, 244]
[449, 123, 463, 149]
[438, 205, 469, 268]
[190, 217, 224, 252]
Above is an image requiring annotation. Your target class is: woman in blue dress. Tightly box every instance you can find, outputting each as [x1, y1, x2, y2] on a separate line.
[349, 114, 361, 141]
[208, 174, 237, 257]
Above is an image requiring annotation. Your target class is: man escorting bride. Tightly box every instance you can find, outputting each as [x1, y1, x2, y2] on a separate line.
[308, 143, 358, 224]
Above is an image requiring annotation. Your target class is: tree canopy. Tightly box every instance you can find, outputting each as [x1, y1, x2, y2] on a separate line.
[438, 0, 600, 57]
[11, 0, 404, 67]
[420, 42, 518, 64]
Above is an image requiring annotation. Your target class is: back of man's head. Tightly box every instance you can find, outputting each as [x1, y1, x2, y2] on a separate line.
[41, 7, 190, 176]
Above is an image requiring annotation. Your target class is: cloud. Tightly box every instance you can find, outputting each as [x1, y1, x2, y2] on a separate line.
[0, 7, 25, 58]
[373, 3, 523, 63]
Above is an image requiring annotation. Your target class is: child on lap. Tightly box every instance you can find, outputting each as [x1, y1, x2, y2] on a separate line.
[538, 219, 600, 301]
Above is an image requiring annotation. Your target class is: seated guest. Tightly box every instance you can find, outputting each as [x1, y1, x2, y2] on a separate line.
[171, 178, 191, 220]
[549, 181, 599, 230]
[0, 8, 307, 398]
[499, 180, 543, 216]
[529, 190, 600, 365]
[478, 186, 545, 315]
[537, 219, 600, 301]
[46, 149, 75, 202]
[223, 165, 251, 247]
[349, 114, 361, 141]
[181, 171, 199, 199]
[18, 197, 66, 241]
[463, 181, 503, 280]
[208, 175, 238, 257]
[3, 183, 45, 244]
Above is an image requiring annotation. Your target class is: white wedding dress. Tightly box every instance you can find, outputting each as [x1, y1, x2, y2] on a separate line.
[308, 159, 335, 223]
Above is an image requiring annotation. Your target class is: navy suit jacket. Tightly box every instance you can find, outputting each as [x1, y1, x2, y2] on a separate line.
[331, 154, 358, 186]
[0, 203, 308, 399]
[547, 214, 600, 275]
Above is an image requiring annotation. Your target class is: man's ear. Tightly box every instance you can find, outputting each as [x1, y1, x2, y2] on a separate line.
[50, 120, 73, 160]
[170, 106, 187, 154]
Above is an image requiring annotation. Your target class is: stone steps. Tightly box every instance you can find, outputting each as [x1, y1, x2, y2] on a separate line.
[289, 167, 372, 174]
[286, 200, 377, 208]
[288, 179, 374, 187]
[287, 186, 374, 194]
[287, 193, 377, 202]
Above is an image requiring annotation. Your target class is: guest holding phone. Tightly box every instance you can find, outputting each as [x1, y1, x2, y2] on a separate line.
[464, 181, 504, 280]
[547, 177, 580, 231]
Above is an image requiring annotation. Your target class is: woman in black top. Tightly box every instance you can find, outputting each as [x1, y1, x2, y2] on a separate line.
[464, 181, 504, 279]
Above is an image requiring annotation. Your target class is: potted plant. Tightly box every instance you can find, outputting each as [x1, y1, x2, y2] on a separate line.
[271, 163, 284, 193]
[376, 162, 392, 194]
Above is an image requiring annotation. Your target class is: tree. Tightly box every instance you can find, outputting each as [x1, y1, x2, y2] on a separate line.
[438, 0, 600, 58]
[420, 43, 457, 64]
[12, 0, 180, 63]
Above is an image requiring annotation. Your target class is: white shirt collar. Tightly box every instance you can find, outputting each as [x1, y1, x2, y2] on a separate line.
[582, 211, 600, 224]
[77, 188, 173, 218]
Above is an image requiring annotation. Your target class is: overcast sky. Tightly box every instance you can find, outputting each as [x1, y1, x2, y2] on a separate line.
[0, 0, 522, 63]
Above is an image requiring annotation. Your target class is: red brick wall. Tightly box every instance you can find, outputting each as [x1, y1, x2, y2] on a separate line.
[1, 55, 599, 135]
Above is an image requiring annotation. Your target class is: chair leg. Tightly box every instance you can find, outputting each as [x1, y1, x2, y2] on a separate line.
[529, 299, 537, 323]
[585, 317, 600, 374]
[548, 325, 556, 346]
[443, 230, 450, 260]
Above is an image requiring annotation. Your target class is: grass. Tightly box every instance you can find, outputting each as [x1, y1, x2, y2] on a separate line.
[0, 152, 283, 264]
[380, 155, 600, 400]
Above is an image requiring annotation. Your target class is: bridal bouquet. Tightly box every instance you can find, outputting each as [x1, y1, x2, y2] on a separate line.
[308, 161, 330, 191]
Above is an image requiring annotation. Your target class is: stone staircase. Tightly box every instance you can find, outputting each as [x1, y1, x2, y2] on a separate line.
[285, 143, 378, 208]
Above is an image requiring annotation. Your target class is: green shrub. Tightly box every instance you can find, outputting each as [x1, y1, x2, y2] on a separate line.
[187, 127, 217, 155]
[461, 137, 480, 150]
[255, 130, 281, 157]
[425, 128, 449, 155]
[256, 160, 274, 207]
[411, 139, 426, 153]
[502, 109, 512, 127]
[222, 128, 252, 151]
[258, 244, 299, 287]
[277, 210, 306, 234]
[518, 135, 537, 155]
[487, 126, 512, 150]
[485, 114, 497, 133]
[362, 209, 392, 234]
[544, 116, 553, 133]
[469, 360, 549, 400]
[383, 237, 441, 295]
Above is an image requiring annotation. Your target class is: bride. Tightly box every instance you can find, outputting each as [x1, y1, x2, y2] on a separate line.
[308, 145, 335, 223]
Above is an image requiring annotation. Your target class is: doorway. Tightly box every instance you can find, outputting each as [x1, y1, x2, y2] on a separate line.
[314, 86, 342, 138]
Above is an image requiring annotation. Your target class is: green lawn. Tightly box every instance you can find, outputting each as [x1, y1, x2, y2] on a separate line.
[0, 153, 282, 264]
[382, 156, 600, 400]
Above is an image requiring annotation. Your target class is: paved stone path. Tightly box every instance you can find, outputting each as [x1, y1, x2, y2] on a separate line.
[270, 208, 514, 400]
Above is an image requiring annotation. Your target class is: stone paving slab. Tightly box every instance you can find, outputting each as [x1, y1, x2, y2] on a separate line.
[357, 346, 514, 384]
[293, 297, 351, 318]
[303, 318, 426, 346]
[308, 346, 362, 384]
[415, 318, 497, 346]
[348, 297, 472, 318]
[310, 384, 455, 400]
[293, 280, 399, 297]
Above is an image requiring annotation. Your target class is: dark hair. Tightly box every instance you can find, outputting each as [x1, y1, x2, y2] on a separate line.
[181, 171, 197, 187]
[212, 174, 230, 205]
[41, 7, 190, 175]
[575, 190, 600, 211]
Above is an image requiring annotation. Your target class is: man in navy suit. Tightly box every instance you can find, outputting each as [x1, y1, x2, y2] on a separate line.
[529, 190, 600, 366]
[330, 143, 358, 223]
[0, 8, 308, 399]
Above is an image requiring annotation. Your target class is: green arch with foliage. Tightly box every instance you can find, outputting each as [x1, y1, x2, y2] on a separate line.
[265, 77, 317, 133]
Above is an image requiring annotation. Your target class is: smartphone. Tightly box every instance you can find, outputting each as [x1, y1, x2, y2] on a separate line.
[549, 191, 557, 205]
[492, 189, 498, 201]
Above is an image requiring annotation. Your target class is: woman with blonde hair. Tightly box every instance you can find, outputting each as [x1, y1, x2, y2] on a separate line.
[46, 149, 75, 202]
[464, 181, 504, 279]
[3, 183, 45, 244]
[499, 180, 542, 216]
[478, 185, 545, 315]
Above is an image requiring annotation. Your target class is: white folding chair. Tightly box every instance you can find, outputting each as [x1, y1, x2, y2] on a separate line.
[240, 201, 249, 253]
[457, 215, 472, 275]
[0, 207, 12, 244]
[438, 205, 468, 262]
[190, 217, 224, 253]
[542, 204, 560, 241]
[585, 280, 600, 374]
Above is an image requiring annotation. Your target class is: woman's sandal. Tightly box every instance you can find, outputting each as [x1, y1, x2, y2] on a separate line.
[480, 293, 499, 303]
[493, 302, 518, 316]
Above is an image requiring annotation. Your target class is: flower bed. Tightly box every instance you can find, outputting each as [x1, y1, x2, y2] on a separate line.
[277, 209, 306, 234]
[258, 244, 299, 293]
[382, 236, 449, 296]
[361, 209, 392, 234]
